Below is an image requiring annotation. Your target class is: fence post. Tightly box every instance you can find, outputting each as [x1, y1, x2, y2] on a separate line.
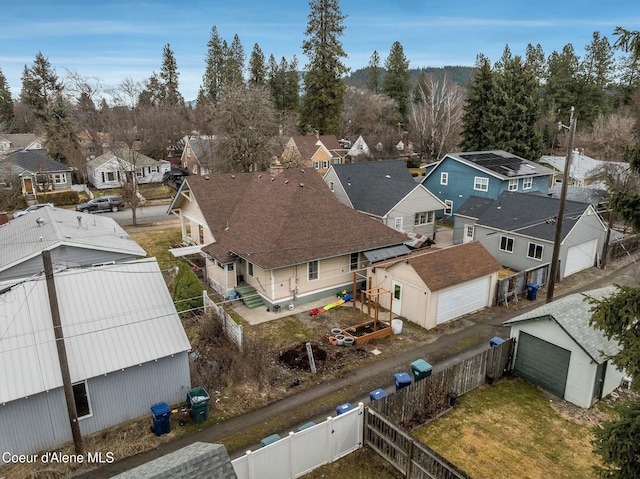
[405, 439, 414, 478]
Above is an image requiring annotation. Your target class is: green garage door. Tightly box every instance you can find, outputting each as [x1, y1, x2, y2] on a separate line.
[514, 331, 571, 398]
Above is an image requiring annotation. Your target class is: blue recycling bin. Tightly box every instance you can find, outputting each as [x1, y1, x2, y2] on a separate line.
[394, 372, 412, 391]
[336, 402, 355, 415]
[526, 283, 540, 301]
[150, 402, 171, 436]
[490, 336, 505, 347]
[369, 388, 388, 402]
[411, 359, 433, 381]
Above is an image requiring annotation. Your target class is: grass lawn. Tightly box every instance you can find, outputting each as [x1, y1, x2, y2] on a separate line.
[413, 377, 603, 479]
[127, 226, 182, 264]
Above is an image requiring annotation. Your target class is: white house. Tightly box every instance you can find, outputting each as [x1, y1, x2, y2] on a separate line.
[0, 259, 192, 460]
[504, 286, 626, 408]
[87, 148, 170, 189]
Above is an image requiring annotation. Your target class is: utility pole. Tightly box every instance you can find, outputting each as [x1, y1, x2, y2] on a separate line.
[42, 250, 83, 454]
[546, 107, 576, 303]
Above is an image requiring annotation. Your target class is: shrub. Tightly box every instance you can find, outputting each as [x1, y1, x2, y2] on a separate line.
[173, 262, 204, 316]
[38, 190, 80, 206]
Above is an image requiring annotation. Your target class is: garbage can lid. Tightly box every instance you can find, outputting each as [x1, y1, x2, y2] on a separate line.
[150, 402, 171, 416]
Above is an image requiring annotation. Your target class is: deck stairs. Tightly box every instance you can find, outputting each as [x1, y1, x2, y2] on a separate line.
[235, 282, 265, 309]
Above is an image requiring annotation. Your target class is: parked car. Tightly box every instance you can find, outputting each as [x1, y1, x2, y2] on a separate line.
[76, 196, 125, 213]
[13, 202, 55, 219]
[163, 167, 189, 190]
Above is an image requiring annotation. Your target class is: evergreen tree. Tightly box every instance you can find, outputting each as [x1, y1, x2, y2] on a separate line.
[268, 55, 286, 112]
[494, 50, 543, 159]
[173, 262, 204, 317]
[223, 34, 245, 87]
[524, 43, 547, 83]
[544, 44, 581, 120]
[284, 56, 300, 112]
[248, 43, 267, 86]
[412, 69, 430, 105]
[578, 32, 615, 124]
[367, 50, 382, 93]
[300, 0, 348, 135]
[19, 52, 63, 122]
[0, 68, 14, 130]
[382, 41, 411, 120]
[159, 43, 184, 106]
[199, 25, 225, 102]
[460, 54, 498, 151]
[44, 92, 81, 166]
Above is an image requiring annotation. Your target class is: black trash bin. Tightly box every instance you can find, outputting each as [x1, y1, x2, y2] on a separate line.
[526, 283, 540, 301]
[186, 387, 210, 424]
[150, 402, 171, 436]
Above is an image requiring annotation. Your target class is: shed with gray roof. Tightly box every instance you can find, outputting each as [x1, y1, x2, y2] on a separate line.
[504, 286, 626, 408]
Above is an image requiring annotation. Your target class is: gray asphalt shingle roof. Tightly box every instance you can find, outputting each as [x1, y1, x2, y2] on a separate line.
[504, 286, 621, 363]
[462, 191, 590, 242]
[330, 160, 419, 216]
[6, 149, 72, 173]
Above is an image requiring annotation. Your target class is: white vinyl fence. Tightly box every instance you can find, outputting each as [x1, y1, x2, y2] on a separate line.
[232, 402, 365, 479]
[203, 291, 243, 351]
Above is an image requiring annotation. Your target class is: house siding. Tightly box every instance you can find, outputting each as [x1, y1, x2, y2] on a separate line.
[422, 156, 549, 215]
[0, 246, 141, 282]
[509, 320, 625, 408]
[558, 209, 607, 278]
[386, 187, 442, 236]
[0, 353, 190, 461]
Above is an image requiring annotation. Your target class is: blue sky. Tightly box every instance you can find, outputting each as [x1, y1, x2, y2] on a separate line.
[1, 1, 638, 101]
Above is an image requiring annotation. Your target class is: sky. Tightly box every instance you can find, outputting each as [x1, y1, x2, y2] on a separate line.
[1, 0, 639, 102]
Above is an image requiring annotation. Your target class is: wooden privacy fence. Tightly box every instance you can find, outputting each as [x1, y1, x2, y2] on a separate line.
[366, 408, 471, 479]
[606, 234, 640, 263]
[372, 339, 514, 425]
[203, 291, 243, 351]
[366, 339, 514, 478]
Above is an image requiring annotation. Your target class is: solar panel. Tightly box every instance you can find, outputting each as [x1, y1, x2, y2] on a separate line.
[460, 153, 531, 176]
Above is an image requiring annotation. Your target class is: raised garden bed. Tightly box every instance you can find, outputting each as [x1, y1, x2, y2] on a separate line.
[342, 319, 392, 345]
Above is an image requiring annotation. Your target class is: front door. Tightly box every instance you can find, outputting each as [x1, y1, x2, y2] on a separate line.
[23, 177, 34, 194]
[391, 281, 402, 316]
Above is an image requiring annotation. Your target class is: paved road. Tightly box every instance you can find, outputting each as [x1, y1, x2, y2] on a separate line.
[74, 256, 639, 478]
[95, 204, 175, 227]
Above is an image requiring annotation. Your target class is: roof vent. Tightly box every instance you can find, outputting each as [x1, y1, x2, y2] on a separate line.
[284, 179, 289, 185]
[205, 176, 210, 180]
[299, 183, 304, 188]
[36, 217, 45, 227]
[231, 175, 236, 179]
[385, 174, 391, 178]
[300, 168, 305, 173]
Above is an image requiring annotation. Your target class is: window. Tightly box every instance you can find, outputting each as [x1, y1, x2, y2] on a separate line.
[102, 171, 119, 183]
[322, 160, 329, 169]
[72, 381, 92, 419]
[289, 145, 295, 152]
[527, 242, 544, 260]
[394, 217, 403, 230]
[349, 252, 358, 271]
[248, 262, 254, 277]
[522, 177, 533, 189]
[227, 263, 234, 271]
[444, 200, 453, 216]
[414, 211, 434, 225]
[192, 164, 198, 174]
[440, 172, 448, 185]
[508, 179, 518, 191]
[308, 260, 319, 281]
[136, 168, 144, 177]
[329, 181, 334, 192]
[313, 161, 320, 169]
[150, 166, 159, 173]
[474, 177, 489, 191]
[198, 225, 204, 244]
[500, 235, 514, 253]
[186, 146, 191, 157]
[50, 173, 66, 184]
[465, 225, 474, 239]
[332, 158, 342, 164]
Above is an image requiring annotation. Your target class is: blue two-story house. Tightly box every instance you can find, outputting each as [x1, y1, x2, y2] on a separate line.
[421, 150, 554, 216]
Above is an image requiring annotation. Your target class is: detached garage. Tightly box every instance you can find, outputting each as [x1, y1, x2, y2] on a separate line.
[369, 242, 501, 330]
[504, 286, 626, 408]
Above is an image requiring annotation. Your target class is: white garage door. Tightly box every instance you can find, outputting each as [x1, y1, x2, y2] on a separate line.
[565, 238, 597, 277]
[436, 276, 491, 325]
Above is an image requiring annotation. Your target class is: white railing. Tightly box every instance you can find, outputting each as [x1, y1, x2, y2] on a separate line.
[232, 402, 364, 479]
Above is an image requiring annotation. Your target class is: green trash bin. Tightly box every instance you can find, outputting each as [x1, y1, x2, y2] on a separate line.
[186, 387, 210, 423]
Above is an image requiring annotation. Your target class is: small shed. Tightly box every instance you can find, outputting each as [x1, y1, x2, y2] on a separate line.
[504, 286, 625, 408]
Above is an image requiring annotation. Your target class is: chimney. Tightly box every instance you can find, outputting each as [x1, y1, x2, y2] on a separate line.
[77, 215, 82, 228]
[314, 130, 320, 140]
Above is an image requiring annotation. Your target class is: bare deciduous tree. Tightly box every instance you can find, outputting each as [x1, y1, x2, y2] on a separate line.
[410, 74, 464, 162]
[572, 111, 635, 162]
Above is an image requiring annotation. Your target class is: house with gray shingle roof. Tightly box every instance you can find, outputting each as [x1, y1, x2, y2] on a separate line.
[504, 286, 626, 408]
[167, 168, 408, 310]
[1, 206, 146, 281]
[367, 242, 501, 329]
[453, 191, 607, 281]
[0, 149, 73, 196]
[540, 150, 630, 187]
[180, 136, 219, 176]
[323, 159, 446, 238]
[0, 133, 44, 154]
